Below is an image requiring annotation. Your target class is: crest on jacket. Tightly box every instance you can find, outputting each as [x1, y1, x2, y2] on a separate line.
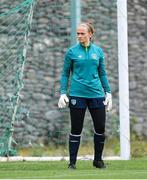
[91, 53, 97, 59]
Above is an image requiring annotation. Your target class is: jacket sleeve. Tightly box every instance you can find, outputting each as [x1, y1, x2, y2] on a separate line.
[60, 49, 72, 94]
[98, 48, 111, 93]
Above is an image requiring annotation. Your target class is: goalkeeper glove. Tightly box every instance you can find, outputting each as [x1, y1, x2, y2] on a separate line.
[103, 92, 112, 112]
[58, 94, 69, 108]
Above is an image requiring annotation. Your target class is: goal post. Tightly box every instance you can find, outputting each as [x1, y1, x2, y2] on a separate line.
[117, 0, 130, 160]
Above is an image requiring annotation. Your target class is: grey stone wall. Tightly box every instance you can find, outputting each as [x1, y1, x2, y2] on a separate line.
[0, 0, 147, 147]
[14, 0, 72, 146]
[128, 0, 147, 136]
[18, 0, 119, 146]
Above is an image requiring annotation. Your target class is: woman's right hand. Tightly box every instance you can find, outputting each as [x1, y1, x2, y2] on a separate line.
[58, 94, 69, 108]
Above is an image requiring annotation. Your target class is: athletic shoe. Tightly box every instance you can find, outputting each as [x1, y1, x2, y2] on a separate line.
[93, 160, 106, 169]
[68, 163, 76, 169]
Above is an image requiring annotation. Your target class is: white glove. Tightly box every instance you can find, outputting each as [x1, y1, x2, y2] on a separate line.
[58, 94, 69, 108]
[103, 92, 112, 112]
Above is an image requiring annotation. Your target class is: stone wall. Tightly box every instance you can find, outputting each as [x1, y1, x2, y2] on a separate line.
[128, 0, 147, 136]
[0, 0, 147, 147]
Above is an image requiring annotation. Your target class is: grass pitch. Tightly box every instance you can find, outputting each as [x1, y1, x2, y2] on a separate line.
[0, 159, 147, 179]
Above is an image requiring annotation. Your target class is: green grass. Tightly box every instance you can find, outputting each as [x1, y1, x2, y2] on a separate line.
[0, 159, 147, 179]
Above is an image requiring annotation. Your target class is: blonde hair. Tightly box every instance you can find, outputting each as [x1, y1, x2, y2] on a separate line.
[79, 22, 94, 35]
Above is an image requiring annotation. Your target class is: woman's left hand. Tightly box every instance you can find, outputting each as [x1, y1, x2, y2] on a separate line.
[103, 92, 112, 112]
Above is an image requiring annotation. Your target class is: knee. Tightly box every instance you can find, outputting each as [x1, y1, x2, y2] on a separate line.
[94, 125, 105, 134]
[71, 128, 82, 135]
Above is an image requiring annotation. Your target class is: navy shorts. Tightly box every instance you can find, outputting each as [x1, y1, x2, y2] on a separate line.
[69, 96, 105, 109]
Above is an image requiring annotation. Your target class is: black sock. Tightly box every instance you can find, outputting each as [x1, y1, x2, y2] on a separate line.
[94, 133, 105, 161]
[69, 134, 81, 165]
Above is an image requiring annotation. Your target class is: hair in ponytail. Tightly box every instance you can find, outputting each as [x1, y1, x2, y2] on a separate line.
[79, 21, 95, 40]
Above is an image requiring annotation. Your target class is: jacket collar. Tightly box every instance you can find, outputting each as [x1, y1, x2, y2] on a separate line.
[79, 42, 92, 49]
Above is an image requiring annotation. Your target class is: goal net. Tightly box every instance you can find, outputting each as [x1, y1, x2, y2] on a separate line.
[0, 0, 36, 156]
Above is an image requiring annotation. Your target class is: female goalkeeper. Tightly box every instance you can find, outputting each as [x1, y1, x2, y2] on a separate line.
[58, 22, 112, 169]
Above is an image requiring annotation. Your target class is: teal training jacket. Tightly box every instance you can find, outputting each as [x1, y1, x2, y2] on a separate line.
[60, 42, 111, 98]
